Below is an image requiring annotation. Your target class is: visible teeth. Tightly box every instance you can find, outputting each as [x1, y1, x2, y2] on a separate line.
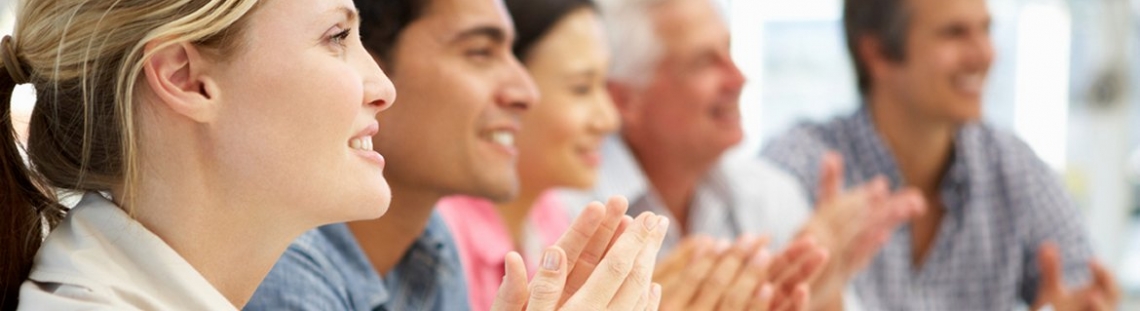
[350, 137, 373, 151]
[491, 131, 514, 147]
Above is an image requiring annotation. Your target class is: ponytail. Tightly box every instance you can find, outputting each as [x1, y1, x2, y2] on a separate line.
[0, 35, 64, 311]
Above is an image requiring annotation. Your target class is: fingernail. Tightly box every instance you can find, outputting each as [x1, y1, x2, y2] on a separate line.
[751, 248, 771, 267]
[651, 283, 662, 299]
[758, 284, 774, 300]
[644, 215, 659, 231]
[656, 216, 669, 232]
[542, 249, 561, 271]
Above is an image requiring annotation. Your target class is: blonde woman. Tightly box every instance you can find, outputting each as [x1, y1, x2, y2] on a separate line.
[0, 0, 662, 310]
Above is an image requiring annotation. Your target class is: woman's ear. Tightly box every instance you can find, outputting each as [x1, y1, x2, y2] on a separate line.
[142, 40, 222, 123]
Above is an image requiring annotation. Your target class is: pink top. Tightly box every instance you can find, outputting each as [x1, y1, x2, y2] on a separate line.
[438, 192, 571, 311]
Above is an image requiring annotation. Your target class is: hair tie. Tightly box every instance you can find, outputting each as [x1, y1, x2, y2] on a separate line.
[2, 35, 30, 85]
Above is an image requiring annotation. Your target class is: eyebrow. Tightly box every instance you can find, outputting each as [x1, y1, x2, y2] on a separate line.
[449, 25, 509, 44]
[335, 5, 359, 25]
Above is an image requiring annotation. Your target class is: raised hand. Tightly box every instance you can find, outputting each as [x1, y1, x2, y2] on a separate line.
[797, 152, 926, 309]
[1031, 242, 1121, 311]
[491, 202, 670, 310]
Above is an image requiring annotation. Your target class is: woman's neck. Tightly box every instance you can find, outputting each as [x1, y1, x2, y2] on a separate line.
[125, 159, 307, 308]
[495, 186, 544, 251]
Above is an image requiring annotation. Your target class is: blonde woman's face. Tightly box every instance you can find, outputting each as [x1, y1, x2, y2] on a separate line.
[209, 0, 396, 224]
[517, 9, 618, 190]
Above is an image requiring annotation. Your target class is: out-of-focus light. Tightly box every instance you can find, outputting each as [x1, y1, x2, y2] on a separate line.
[1013, 2, 1071, 172]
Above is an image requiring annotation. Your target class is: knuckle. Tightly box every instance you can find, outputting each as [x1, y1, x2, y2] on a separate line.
[605, 257, 634, 278]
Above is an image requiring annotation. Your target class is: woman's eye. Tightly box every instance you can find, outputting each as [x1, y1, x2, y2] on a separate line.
[330, 28, 352, 47]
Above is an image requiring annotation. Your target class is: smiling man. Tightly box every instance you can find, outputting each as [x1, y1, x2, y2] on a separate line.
[763, 0, 1122, 309]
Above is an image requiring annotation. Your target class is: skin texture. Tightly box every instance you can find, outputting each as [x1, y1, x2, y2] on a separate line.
[134, 0, 394, 306]
[497, 7, 619, 254]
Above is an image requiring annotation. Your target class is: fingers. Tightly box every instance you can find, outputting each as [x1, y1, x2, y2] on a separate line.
[565, 212, 669, 308]
[1090, 259, 1122, 305]
[769, 237, 828, 289]
[647, 283, 663, 311]
[817, 152, 845, 204]
[662, 239, 724, 308]
[719, 239, 774, 311]
[770, 284, 809, 311]
[526, 247, 570, 310]
[490, 252, 529, 311]
[554, 202, 606, 271]
[1036, 242, 1066, 299]
[562, 197, 630, 301]
[690, 236, 761, 309]
[609, 213, 669, 310]
[748, 284, 774, 311]
[654, 235, 707, 285]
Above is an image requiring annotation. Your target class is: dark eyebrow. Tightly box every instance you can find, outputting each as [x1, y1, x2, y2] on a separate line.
[450, 25, 509, 44]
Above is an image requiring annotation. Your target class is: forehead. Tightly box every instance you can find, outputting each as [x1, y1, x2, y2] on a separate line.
[907, 0, 990, 24]
[529, 10, 608, 66]
[415, 0, 515, 39]
[652, 0, 727, 53]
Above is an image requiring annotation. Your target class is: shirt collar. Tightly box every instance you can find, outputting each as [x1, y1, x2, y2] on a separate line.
[29, 192, 237, 310]
[850, 108, 974, 213]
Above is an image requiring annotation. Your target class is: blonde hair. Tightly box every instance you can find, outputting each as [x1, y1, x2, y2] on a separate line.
[1, 0, 260, 307]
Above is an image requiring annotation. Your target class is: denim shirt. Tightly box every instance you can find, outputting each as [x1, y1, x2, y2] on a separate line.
[244, 212, 470, 311]
[763, 108, 1093, 310]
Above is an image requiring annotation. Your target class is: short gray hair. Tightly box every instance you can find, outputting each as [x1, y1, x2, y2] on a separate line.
[596, 0, 671, 88]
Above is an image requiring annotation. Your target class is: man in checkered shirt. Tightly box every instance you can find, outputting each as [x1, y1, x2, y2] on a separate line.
[762, 0, 1122, 310]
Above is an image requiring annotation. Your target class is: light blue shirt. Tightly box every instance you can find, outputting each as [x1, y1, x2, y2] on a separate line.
[763, 108, 1094, 310]
[244, 212, 470, 311]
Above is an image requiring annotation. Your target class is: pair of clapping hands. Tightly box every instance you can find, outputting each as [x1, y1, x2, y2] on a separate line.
[486, 153, 927, 311]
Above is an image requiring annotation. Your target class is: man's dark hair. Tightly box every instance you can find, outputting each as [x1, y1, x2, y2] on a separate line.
[506, 0, 596, 62]
[843, 0, 912, 95]
[356, 0, 431, 68]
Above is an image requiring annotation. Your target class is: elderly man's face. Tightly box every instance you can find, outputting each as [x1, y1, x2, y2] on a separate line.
[620, 0, 745, 164]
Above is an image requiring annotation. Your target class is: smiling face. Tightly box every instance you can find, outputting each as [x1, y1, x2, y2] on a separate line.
[618, 0, 747, 165]
[374, 0, 538, 203]
[516, 8, 618, 191]
[877, 0, 994, 124]
[207, 0, 396, 224]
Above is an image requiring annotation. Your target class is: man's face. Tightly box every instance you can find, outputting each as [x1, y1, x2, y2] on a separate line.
[373, 0, 538, 202]
[880, 0, 994, 124]
[620, 0, 746, 163]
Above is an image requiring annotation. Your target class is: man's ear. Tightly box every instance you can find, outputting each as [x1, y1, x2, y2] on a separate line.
[142, 40, 222, 122]
[858, 35, 894, 84]
[607, 81, 643, 127]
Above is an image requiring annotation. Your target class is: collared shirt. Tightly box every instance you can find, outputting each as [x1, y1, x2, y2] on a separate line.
[438, 192, 571, 311]
[762, 108, 1094, 311]
[560, 135, 811, 252]
[244, 212, 470, 311]
[20, 192, 236, 310]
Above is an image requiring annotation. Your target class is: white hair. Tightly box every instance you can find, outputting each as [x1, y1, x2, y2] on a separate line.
[596, 0, 669, 88]
[597, 0, 728, 88]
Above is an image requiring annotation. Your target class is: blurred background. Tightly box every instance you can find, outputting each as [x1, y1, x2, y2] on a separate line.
[719, 0, 1140, 307]
[3, 0, 1139, 307]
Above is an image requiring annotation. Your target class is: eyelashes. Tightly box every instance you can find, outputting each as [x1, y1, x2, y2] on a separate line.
[330, 28, 352, 47]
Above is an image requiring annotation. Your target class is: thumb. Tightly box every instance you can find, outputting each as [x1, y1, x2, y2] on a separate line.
[492, 252, 531, 311]
[527, 246, 570, 310]
[1034, 242, 1066, 307]
[818, 152, 844, 204]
